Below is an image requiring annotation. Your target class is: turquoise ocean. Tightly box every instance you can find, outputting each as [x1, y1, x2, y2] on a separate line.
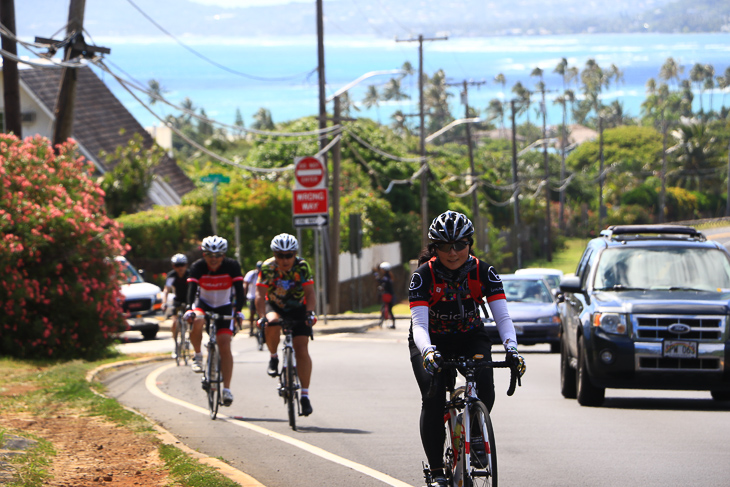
[25, 32, 730, 130]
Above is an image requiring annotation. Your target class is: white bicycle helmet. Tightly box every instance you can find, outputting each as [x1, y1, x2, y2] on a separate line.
[379, 262, 392, 271]
[428, 210, 474, 242]
[270, 233, 298, 252]
[171, 253, 188, 265]
[201, 235, 228, 253]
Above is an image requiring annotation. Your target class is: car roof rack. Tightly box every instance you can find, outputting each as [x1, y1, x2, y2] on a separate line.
[599, 225, 706, 241]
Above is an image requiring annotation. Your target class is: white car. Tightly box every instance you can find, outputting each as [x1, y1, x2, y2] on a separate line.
[116, 256, 162, 340]
[514, 267, 564, 294]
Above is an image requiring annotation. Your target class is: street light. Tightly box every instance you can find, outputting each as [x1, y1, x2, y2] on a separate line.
[425, 117, 482, 143]
[328, 69, 406, 314]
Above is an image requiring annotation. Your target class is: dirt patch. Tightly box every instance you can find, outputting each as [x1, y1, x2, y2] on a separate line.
[0, 408, 170, 486]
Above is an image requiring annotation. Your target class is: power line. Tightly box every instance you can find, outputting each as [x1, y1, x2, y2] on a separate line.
[122, 0, 316, 83]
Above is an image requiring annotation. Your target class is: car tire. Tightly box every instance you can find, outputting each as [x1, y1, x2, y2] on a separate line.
[710, 390, 730, 401]
[141, 329, 158, 340]
[576, 335, 605, 407]
[560, 333, 577, 399]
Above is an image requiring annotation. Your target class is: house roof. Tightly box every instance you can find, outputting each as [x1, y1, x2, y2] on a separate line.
[19, 65, 195, 203]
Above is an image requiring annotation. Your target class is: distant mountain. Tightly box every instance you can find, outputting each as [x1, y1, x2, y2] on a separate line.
[16, 0, 728, 40]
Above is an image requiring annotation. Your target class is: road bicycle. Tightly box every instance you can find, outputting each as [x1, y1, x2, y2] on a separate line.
[272, 319, 302, 430]
[254, 320, 265, 351]
[200, 312, 234, 420]
[172, 304, 191, 366]
[425, 354, 519, 487]
[377, 286, 395, 329]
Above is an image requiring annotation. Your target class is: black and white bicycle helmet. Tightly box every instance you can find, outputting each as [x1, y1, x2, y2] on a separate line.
[171, 253, 188, 265]
[270, 233, 298, 252]
[428, 210, 474, 242]
[201, 235, 228, 253]
[379, 262, 392, 271]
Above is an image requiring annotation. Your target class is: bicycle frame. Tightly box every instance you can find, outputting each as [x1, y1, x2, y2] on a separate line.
[272, 319, 301, 430]
[434, 355, 518, 487]
[174, 305, 190, 366]
[201, 312, 234, 420]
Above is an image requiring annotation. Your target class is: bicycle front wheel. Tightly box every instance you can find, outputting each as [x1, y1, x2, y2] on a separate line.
[180, 317, 191, 366]
[173, 315, 182, 366]
[467, 401, 498, 487]
[442, 412, 457, 486]
[284, 348, 297, 430]
[208, 346, 221, 420]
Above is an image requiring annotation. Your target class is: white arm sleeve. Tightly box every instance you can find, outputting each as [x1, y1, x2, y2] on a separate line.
[411, 305, 433, 355]
[487, 298, 518, 350]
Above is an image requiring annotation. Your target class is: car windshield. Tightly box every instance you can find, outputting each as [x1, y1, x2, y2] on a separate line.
[542, 275, 561, 288]
[118, 260, 144, 284]
[594, 247, 730, 291]
[503, 279, 554, 303]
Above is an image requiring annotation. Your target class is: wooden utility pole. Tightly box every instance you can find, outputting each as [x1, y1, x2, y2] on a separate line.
[0, 0, 21, 136]
[52, 0, 86, 148]
[396, 34, 447, 249]
[539, 86, 552, 261]
[510, 99, 522, 269]
[598, 115, 605, 229]
[329, 95, 342, 313]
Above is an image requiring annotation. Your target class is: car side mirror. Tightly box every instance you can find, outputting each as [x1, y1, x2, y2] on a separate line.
[559, 275, 583, 294]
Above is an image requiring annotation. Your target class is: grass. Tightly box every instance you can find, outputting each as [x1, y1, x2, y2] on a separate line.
[0, 356, 242, 487]
[520, 237, 589, 275]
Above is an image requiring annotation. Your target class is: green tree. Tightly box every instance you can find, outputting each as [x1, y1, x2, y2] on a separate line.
[251, 107, 275, 130]
[363, 85, 381, 122]
[98, 132, 164, 218]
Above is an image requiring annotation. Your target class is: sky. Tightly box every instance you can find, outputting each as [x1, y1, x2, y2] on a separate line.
[189, 0, 323, 7]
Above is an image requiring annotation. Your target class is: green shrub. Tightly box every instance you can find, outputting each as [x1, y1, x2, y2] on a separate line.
[116, 205, 204, 260]
[0, 135, 126, 359]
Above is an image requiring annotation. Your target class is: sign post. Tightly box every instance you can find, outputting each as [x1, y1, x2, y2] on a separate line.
[201, 174, 230, 234]
[292, 156, 329, 227]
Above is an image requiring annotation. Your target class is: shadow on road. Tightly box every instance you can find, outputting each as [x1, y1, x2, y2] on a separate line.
[603, 396, 730, 411]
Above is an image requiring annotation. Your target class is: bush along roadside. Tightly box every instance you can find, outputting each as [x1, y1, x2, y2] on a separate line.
[0, 356, 240, 487]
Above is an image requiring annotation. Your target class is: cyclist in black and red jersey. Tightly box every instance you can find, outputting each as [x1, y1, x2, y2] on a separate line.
[408, 210, 526, 487]
[255, 233, 317, 416]
[183, 236, 245, 407]
[162, 253, 190, 359]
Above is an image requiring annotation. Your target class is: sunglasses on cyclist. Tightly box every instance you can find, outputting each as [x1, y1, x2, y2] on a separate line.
[203, 252, 225, 258]
[173, 263, 187, 267]
[434, 240, 470, 252]
[275, 252, 295, 259]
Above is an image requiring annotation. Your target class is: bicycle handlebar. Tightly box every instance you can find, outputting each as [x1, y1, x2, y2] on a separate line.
[203, 312, 235, 320]
[426, 355, 520, 398]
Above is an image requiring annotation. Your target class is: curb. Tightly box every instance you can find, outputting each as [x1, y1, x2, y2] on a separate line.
[87, 356, 263, 487]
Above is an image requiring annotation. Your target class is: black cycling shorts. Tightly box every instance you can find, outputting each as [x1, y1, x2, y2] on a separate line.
[265, 303, 312, 338]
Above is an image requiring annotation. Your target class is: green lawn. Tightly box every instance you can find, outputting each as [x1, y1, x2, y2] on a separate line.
[519, 237, 589, 275]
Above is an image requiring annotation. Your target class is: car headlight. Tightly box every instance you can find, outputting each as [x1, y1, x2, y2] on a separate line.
[593, 312, 627, 334]
[537, 315, 561, 324]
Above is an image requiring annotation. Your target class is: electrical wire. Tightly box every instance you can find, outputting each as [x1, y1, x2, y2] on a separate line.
[123, 0, 315, 83]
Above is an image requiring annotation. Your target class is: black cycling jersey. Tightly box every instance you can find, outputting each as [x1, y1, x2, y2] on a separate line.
[165, 269, 190, 303]
[408, 256, 506, 334]
[187, 257, 245, 311]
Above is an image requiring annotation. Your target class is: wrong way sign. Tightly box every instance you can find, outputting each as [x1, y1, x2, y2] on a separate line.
[292, 156, 328, 221]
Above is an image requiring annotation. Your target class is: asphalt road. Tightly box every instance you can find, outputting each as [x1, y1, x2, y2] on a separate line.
[106, 319, 730, 487]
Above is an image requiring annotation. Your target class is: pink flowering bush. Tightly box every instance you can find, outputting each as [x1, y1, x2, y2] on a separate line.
[0, 135, 128, 359]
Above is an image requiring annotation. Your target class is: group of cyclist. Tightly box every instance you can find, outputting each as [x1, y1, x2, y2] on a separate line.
[157, 209, 526, 486]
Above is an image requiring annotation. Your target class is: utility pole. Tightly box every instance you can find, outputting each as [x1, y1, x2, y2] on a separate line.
[0, 0, 21, 137]
[510, 99, 522, 269]
[330, 96, 342, 313]
[315, 0, 329, 315]
[598, 115, 605, 229]
[396, 34, 448, 249]
[539, 85, 552, 262]
[52, 0, 86, 148]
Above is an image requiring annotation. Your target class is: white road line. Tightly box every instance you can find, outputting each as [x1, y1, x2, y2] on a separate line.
[145, 363, 415, 487]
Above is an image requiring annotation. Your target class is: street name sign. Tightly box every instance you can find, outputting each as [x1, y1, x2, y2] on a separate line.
[201, 173, 230, 184]
[293, 214, 329, 228]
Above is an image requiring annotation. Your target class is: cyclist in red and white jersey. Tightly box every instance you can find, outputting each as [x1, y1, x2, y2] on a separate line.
[184, 236, 244, 407]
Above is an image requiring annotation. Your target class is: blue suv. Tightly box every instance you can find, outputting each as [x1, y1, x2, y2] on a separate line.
[559, 225, 730, 406]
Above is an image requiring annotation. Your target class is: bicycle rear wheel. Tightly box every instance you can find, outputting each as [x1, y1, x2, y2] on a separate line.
[208, 346, 221, 420]
[284, 348, 297, 430]
[257, 324, 265, 351]
[180, 317, 190, 366]
[442, 411, 458, 486]
[173, 314, 182, 366]
[467, 401, 497, 487]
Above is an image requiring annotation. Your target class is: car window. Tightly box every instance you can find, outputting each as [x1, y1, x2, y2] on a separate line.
[593, 247, 730, 291]
[543, 275, 561, 288]
[118, 260, 144, 285]
[503, 280, 553, 303]
[577, 247, 594, 288]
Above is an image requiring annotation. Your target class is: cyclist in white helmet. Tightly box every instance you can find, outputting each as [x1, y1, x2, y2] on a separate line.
[255, 233, 317, 416]
[162, 253, 190, 358]
[184, 235, 245, 407]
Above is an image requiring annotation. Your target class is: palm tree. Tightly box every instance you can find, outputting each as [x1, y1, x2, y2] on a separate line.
[704, 64, 716, 115]
[390, 110, 409, 135]
[382, 78, 410, 101]
[494, 73, 507, 99]
[251, 107, 274, 130]
[486, 98, 505, 138]
[147, 79, 166, 106]
[362, 85, 381, 122]
[659, 57, 684, 90]
[670, 119, 720, 192]
[424, 70, 453, 135]
[511, 81, 531, 125]
[690, 63, 706, 113]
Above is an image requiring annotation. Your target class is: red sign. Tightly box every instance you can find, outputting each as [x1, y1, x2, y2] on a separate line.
[294, 156, 325, 189]
[293, 189, 328, 215]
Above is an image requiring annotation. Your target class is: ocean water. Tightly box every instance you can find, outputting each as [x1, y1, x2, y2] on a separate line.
[23, 32, 730, 130]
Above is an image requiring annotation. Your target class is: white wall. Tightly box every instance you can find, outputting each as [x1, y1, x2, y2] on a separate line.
[338, 241, 400, 282]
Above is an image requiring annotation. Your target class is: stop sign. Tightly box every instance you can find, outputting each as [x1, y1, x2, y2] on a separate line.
[294, 156, 325, 189]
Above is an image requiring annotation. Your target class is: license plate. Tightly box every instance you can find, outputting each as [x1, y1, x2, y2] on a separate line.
[663, 340, 698, 359]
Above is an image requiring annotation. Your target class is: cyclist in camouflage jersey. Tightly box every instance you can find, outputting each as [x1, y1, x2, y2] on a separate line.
[255, 233, 317, 416]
